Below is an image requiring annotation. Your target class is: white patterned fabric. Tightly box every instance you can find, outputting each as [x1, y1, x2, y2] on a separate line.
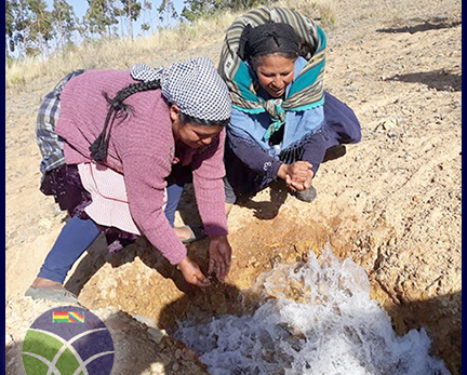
[77, 162, 168, 235]
[131, 57, 231, 122]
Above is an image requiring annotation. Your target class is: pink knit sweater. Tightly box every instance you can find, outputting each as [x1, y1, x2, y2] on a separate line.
[55, 69, 228, 265]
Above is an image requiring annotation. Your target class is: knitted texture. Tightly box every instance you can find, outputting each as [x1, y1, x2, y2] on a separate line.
[55, 69, 228, 265]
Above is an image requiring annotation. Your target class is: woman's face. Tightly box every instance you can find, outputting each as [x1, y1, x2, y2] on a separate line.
[170, 105, 223, 149]
[253, 54, 296, 98]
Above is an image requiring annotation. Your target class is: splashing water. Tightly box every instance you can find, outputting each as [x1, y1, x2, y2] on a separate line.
[174, 247, 450, 375]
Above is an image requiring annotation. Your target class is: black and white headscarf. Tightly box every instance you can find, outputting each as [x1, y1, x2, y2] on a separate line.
[131, 57, 231, 122]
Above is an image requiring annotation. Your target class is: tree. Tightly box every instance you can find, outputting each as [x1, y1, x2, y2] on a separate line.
[52, 0, 78, 50]
[6, 0, 18, 54]
[26, 0, 55, 55]
[140, 0, 152, 34]
[118, 0, 142, 40]
[180, 0, 209, 23]
[86, 0, 119, 38]
[157, 0, 177, 25]
[181, 0, 275, 22]
[6, 0, 30, 56]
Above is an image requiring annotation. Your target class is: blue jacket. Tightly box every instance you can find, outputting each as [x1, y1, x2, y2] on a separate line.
[225, 59, 361, 192]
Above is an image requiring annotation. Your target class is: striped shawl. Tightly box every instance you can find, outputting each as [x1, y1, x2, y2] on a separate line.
[218, 7, 327, 140]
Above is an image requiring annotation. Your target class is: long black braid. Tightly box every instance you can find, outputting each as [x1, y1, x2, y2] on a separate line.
[89, 79, 161, 162]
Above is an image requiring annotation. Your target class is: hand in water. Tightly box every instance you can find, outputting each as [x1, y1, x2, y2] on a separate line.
[208, 235, 232, 282]
[177, 256, 211, 287]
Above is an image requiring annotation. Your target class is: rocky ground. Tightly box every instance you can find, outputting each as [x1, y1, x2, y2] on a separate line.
[5, 0, 461, 374]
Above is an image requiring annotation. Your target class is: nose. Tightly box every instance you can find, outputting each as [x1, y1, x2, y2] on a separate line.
[271, 76, 284, 88]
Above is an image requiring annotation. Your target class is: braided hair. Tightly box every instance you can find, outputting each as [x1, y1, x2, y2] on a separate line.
[89, 80, 161, 162]
[89, 77, 230, 162]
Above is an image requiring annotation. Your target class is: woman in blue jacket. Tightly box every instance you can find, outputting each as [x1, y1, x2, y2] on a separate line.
[218, 7, 361, 211]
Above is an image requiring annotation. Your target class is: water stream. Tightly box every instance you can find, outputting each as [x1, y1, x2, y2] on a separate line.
[175, 247, 450, 375]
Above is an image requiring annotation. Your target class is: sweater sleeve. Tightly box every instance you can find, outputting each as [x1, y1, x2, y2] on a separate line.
[120, 151, 187, 265]
[112, 90, 187, 266]
[191, 129, 229, 237]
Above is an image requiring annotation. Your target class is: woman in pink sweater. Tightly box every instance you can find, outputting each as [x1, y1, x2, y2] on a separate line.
[27, 57, 232, 303]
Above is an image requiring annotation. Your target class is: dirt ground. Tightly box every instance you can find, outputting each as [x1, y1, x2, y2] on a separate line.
[5, 0, 461, 374]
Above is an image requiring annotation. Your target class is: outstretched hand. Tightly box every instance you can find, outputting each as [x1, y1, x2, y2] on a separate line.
[177, 256, 211, 287]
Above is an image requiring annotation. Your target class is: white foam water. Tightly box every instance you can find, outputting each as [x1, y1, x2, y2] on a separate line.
[175, 247, 450, 375]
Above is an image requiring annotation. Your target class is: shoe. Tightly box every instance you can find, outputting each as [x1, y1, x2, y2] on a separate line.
[179, 225, 207, 244]
[292, 186, 317, 203]
[25, 286, 79, 304]
[323, 145, 346, 162]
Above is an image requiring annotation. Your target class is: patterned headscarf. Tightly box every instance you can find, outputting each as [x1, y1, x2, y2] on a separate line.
[131, 57, 231, 122]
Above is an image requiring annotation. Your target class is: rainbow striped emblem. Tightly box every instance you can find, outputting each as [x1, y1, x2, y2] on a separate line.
[52, 311, 85, 323]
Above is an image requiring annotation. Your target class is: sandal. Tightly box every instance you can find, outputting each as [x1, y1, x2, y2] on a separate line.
[178, 225, 207, 244]
[25, 286, 79, 304]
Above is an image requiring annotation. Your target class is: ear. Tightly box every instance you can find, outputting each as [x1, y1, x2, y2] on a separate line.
[169, 104, 180, 122]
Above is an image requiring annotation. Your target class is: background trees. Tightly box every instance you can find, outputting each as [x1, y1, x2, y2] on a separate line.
[52, 0, 79, 50]
[5, 0, 276, 58]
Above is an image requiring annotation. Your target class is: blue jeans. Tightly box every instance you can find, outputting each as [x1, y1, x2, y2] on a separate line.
[37, 183, 185, 283]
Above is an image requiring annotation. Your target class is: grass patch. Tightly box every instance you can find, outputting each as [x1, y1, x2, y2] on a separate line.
[5, 0, 333, 90]
[318, 4, 337, 27]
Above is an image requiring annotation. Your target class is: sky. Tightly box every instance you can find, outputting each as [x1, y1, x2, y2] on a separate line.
[45, 0, 186, 38]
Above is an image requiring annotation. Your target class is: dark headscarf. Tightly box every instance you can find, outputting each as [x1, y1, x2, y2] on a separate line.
[237, 22, 300, 61]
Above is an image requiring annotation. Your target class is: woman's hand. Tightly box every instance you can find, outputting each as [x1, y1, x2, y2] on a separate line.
[177, 256, 211, 287]
[208, 235, 232, 282]
[278, 162, 313, 191]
